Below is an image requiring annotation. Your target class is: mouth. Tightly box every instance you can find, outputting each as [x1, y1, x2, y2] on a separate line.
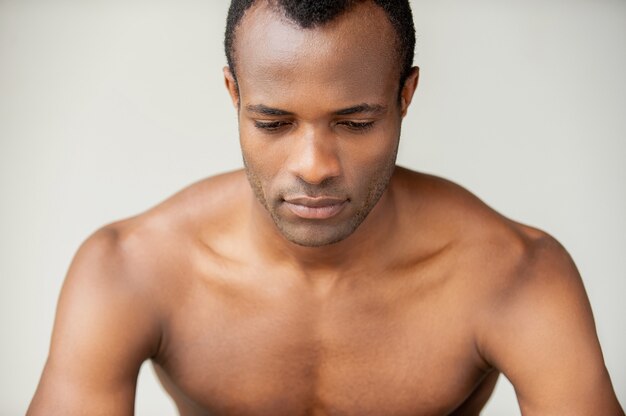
[282, 196, 348, 220]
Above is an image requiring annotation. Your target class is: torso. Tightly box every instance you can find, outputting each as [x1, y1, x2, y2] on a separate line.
[118, 168, 536, 415]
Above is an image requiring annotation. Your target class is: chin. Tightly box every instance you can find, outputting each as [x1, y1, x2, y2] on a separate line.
[274, 220, 357, 247]
[284, 234, 349, 248]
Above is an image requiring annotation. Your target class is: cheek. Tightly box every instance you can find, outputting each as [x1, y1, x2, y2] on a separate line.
[240, 127, 288, 193]
[240, 125, 267, 171]
[341, 125, 400, 176]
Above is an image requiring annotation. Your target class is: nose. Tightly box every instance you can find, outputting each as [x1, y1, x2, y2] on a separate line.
[287, 126, 341, 185]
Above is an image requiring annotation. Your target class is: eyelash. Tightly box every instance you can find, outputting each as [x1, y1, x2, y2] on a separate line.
[338, 120, 375, 132]
[254, 121, 291, 131]
[253, 120, 376, 133]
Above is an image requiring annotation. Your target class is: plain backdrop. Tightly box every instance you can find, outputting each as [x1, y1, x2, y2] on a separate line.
[1, 0, 625, 414]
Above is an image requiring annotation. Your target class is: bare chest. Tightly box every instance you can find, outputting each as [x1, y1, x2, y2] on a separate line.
[153, 271, 485, 416]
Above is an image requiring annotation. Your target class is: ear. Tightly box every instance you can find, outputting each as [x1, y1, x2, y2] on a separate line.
[223, 66, 240, 109]
[400, 66, 419, 118]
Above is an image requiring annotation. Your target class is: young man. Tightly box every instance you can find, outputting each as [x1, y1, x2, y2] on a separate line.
[28, 1, 624, 415]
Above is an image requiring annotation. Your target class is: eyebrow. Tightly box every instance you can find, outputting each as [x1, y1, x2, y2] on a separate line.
[333, 103, 387, 116]
[245, 104, 294, 116]
[244, 103, 387, 117]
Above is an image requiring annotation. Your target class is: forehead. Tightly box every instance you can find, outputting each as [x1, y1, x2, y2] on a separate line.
[233, 1, 400, 108]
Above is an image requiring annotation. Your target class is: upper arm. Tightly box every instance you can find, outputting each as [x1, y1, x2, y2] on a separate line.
[480, 235, 623, 416]
[28, 227, 162, 416]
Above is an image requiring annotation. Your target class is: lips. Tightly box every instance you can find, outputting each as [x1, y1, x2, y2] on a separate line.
[283, 196, 348, 220]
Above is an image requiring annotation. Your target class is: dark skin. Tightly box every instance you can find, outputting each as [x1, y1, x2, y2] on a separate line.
[28, 2, 624, 415]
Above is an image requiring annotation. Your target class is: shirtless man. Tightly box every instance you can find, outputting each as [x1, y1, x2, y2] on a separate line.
[28, 1, 624, 415]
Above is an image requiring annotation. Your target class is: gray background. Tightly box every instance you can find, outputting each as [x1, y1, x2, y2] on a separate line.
[1, 0, 624, 414]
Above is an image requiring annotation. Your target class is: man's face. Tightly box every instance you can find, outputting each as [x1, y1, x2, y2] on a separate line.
[227, 1, 416, 247]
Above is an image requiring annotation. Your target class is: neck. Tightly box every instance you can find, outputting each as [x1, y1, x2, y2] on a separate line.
[246, 179, 399, 275]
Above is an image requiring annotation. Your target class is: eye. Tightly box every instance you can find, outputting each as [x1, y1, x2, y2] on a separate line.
[254, 120, 291, 132]
[338, 120, 376, 132]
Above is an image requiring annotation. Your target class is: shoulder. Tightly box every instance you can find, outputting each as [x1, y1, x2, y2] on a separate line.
[392, 167, 509, 229]
[69, 169, 250, 308]
[62, 223, 164, 346]
[474, 225, 591, 363]
[393, 167, 590, 350]
[395, 170, 623, 411]
[392, 167, 531, 258]
[66, 225, 143, 298]
[393, 166, 561, 257]
[398, 168, 589, 344]
[46, 171, 251, 359]
[446, 206, 622, 413]
[139, 169, 249, 234]
[91, 168, 249, 259]
[27, 219, 167, 414]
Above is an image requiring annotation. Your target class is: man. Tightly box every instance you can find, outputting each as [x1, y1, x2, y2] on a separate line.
[28, 0, 623, 414]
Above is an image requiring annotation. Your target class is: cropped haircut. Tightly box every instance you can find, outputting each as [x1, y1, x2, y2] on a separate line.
[224, 0, 415, 93]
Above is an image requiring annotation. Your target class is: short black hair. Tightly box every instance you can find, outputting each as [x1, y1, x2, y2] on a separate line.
[224, 0, 415, 90]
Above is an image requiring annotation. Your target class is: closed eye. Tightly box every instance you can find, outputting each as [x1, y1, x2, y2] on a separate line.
[338, 120, 376, 132]
[254, 120, 292, 132]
